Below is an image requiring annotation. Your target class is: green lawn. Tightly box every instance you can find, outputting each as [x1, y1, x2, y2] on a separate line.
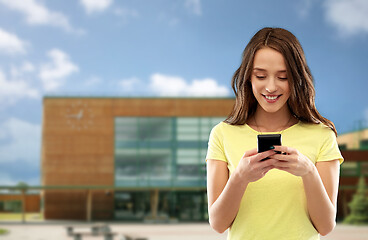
[0, 228, 9, 235]
[0, 212, 43, 221]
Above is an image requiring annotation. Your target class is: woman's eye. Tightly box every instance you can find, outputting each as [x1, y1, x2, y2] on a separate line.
[278, 77, 288, 80]
[256, 76, 266, 79]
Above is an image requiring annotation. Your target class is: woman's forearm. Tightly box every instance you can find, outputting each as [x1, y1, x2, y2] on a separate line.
[302, 166, 336, 236]
[209, 172, 249, 233]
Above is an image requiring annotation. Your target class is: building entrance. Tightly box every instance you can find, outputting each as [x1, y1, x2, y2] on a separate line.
[114, 190, 207, 222]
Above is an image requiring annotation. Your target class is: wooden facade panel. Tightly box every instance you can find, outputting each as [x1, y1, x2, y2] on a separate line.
[43, 191, 113, 220]
[112, 98, 234, 116]
[43, 172, 113, 185]
[113, 99, 172, 116]
[43, 98, 114, 135]
[43, 154, 113, 165]
[43, 137, 114, 155]
[43, 164, 114, 175]
[341, 150, 368, 161]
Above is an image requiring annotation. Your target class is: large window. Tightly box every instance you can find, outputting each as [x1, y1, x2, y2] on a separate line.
[0, 200, 22, 213]
[114, 117, 224, 187]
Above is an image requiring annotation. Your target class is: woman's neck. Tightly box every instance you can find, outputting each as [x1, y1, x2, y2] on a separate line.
[250, 106, 297, 132]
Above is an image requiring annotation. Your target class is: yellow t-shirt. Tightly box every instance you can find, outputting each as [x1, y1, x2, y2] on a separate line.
[206, 121, 344, 240]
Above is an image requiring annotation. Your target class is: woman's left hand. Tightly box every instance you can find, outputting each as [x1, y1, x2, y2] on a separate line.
[268, 146, 315, 177]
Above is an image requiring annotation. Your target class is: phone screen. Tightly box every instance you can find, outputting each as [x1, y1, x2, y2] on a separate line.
[257, 134, 282, 160]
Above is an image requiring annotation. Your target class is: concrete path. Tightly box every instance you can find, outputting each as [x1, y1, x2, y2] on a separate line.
[0, 223, 367, 240]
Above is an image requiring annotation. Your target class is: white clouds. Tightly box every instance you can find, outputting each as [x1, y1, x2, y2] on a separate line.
[39, 49, 79, 91]
[0, 69, 39, 107]
[185, 0, 202, 16]
[0, 118, 41, 164]
[188, 78, 230, 96]
[117, 74, 230, 97]
[10, 61, 35, 79]
[0, 0, 83, 34]
[150, 74, 188, 96]
[80, 0, 113, 14]
[119, 77, 141, 91]
[0, 28, 27, 55]
[149, 73, 229, 97]
[324, 0, 368, 36]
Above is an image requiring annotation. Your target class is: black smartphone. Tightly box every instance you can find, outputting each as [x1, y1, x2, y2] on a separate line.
[257, 134, 282, 161]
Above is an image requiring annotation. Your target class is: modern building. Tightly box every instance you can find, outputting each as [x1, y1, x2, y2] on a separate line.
[40, 96, 368, 222]
[41, 97, 234, 221]
[338, 128, 368, 150]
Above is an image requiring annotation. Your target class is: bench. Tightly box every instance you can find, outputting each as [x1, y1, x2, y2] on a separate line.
[120, 235, 148, 240]
[72, 232, 117, 240]
[65, 224, 148, 240]
[66, 224, 110, 236]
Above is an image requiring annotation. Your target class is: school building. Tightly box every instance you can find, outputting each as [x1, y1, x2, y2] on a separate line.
[4, 96, 361, 222]
[41, 97, 233, 221]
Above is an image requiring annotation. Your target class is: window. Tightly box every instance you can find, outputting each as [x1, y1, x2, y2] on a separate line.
[360, 139, 368, 150]
[3, 200, 22, 213]
[114, 117, 224, 187]
[338, 144, 347, 150]
[340, 162, 358, 176]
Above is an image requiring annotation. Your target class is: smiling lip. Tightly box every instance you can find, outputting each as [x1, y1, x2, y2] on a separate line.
[262, 94, 281, 103]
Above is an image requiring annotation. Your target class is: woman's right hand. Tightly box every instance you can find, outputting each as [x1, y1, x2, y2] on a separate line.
[235, 148, 277, 183]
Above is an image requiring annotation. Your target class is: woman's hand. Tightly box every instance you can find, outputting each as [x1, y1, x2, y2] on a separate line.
[235, 148, 277, 183]
[269, 146, 315, 176]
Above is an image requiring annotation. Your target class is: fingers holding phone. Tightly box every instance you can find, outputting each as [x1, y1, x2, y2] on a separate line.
[236, 148, 277, 183]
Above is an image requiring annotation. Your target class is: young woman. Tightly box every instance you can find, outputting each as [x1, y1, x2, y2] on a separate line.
[206, 27, 343, 240]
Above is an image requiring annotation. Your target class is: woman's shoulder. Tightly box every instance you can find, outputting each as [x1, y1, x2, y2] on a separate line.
[297, 121, 335, 138]
[210, 121, 246, 136]
[212, 120, 246, 131]
[210, 121, 227, 134]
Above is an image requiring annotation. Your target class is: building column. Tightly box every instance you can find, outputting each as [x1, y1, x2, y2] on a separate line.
[21, 189, 26, 223]
[150, 189, 159, 219]
[86, 190, 93, 222]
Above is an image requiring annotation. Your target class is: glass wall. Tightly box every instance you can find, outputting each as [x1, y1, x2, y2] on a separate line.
[0, 200, 22, 213]
[114, 117, 223, 221]
[114, 117, 224, 188]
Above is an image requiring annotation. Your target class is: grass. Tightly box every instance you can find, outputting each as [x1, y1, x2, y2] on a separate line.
[0, 212, 44, 221]
[0, 228, 9, 235]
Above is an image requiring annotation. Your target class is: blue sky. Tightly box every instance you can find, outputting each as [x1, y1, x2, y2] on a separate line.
[0, 0, 367, 185]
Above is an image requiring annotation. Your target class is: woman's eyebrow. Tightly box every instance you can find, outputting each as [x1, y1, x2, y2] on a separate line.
[253, 67, 287, 73]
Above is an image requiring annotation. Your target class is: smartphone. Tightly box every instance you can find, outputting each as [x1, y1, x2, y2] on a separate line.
[257, 134, 281, 161]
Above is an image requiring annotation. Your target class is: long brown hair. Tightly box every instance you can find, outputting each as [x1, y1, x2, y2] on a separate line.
[225, 27, 337, 136]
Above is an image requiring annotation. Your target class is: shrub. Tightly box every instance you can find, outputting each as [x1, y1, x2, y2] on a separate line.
[0, 228, 9, 235]
[344, 176, 368, 224]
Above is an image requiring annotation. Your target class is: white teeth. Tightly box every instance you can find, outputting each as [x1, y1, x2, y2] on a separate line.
[265, 95, 278, 100]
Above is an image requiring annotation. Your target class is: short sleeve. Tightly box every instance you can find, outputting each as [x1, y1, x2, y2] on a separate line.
[205, 123, 228, 163]
[317, 129, 344, 164]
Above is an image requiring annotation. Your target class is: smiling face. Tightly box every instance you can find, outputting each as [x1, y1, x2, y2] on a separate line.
[251, 47, 290, 114]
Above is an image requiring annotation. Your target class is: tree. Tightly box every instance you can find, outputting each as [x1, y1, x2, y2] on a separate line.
[344, 176, 368, 224]
[9, 182, 29, 193]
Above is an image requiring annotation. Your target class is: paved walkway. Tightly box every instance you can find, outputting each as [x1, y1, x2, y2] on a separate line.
[0, 223, 367, 240]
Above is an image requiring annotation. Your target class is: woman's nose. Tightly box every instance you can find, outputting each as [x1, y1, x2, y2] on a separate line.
[265, 79, 277, 93]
